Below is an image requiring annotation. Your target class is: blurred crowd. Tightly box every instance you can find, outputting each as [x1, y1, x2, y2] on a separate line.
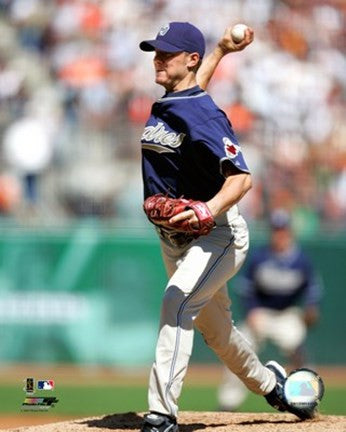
[0, 0, 345, 231]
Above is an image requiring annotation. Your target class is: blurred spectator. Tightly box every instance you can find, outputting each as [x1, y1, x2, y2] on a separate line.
[2, 114, 54, 207]
[218, 208, 323, 411]
[0, 0, 344, 226]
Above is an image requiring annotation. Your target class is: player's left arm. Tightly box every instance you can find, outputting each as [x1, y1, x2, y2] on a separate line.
[169, 165, 251, 226]
[303, 305, 320, 327]
[302, 266, 324, 327]
[196, 25, 254, 91]
[206, 165, 252, 218]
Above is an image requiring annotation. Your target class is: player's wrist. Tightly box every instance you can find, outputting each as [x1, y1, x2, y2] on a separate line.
[205, 200, 221, 218]
[215, 42, 232, 56]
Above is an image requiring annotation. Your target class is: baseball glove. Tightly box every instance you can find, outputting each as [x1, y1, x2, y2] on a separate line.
[143, 194, 215, 236]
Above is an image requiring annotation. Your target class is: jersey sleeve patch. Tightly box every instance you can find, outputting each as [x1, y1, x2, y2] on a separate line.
[190, 115, 250, 174]
[220, 136, 249, 174]
[223, 137, 241, 159]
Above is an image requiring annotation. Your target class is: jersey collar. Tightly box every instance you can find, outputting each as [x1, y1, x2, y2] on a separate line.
[163, 85, 203, 99]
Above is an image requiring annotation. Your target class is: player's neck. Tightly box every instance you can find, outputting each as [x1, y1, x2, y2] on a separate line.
[167, 74, 198, 93]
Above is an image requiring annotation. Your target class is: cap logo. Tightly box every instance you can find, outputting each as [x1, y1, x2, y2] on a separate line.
[159, 24, 170, 36]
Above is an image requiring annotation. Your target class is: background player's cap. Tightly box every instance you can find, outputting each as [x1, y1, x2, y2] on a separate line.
[139, 22, 205, 58]
[269, 208, 291, 230]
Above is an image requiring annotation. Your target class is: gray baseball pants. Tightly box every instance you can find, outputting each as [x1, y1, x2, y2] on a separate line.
[148, 209, 276, 417]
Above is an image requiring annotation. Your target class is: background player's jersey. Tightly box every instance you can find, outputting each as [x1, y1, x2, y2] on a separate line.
[238, 245, 323, 311]
[141, 85, 249, 201]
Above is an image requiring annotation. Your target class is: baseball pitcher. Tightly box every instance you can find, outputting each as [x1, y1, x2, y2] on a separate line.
[139, 21, 321, 432]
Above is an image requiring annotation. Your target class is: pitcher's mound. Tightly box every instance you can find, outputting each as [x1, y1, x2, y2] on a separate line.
[4, 411, 344, 432]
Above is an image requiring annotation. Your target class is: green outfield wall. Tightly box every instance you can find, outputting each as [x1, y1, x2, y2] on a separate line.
[0, 221, 345, 366]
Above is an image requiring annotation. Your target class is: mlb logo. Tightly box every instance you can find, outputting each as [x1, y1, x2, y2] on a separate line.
[37, 380, 55, 390]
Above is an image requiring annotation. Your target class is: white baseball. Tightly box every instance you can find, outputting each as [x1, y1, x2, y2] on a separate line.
[231, 24, 248, 43]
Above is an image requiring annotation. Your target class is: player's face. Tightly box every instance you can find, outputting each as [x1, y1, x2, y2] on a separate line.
[153, 50, 194, 91]
[270, 228, 293, 253]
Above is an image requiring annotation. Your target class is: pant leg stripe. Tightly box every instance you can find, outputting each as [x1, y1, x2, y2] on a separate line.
[165, 235, 235, 414]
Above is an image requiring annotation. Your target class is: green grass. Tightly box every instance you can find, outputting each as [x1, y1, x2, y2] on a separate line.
[1, 384, 345, 417]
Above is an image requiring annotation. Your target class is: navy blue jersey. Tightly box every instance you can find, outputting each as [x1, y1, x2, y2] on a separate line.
[141, 85, 249, 201]
[237, 245, 322, 312]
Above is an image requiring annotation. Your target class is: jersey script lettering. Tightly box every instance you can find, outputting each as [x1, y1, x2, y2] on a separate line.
[142, 122, 186, 148]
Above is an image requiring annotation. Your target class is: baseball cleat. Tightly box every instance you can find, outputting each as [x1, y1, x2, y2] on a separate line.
[141, 412, 179, 432]
[264, 360, 288, 412]
[264, 361, 318, 420]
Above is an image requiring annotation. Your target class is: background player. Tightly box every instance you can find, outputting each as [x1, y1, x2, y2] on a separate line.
[139, 21, 314, 432]
[218, 208, 323, 411]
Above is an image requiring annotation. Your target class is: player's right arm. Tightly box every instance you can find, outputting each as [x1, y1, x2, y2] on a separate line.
[197, 26, 254, 90]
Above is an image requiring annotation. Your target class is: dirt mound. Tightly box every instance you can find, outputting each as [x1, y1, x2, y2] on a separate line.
[3, 411, 344, 432]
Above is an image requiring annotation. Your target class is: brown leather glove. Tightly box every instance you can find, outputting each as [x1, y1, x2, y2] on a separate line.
[143, 194, 215, 236]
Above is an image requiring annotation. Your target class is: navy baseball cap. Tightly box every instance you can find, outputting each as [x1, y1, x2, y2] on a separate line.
[139, 22, 205, 58]
[269, 209, 291, 230]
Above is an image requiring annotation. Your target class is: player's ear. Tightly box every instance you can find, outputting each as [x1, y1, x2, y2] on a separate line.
[187, 52, 201, 68]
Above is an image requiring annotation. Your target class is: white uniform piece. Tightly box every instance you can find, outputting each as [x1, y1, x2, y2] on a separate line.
[218, 307, 307, 410]
[148, 207, 276, 417]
